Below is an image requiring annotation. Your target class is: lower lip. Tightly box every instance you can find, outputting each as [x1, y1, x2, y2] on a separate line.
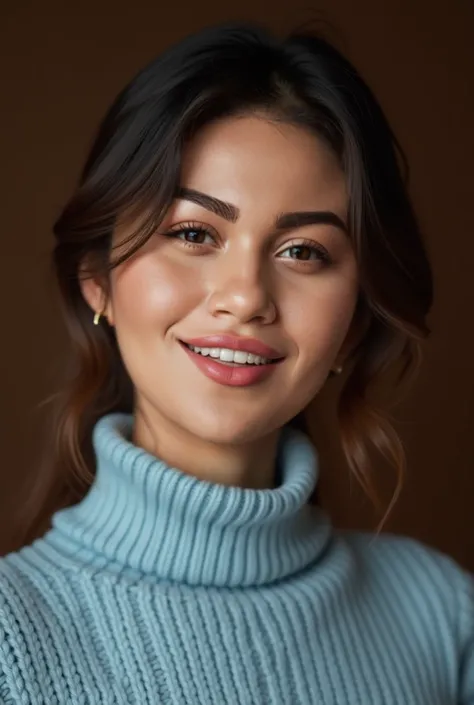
[180, 342, 283, 387]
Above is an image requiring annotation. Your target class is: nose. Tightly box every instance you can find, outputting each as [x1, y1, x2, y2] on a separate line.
[206, 254, 277, 325]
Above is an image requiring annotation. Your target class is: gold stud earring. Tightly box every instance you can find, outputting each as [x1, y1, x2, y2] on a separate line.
[93, 304, 107, 326]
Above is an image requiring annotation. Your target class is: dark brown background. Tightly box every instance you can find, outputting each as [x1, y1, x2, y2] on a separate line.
[1, 1, 473, 570]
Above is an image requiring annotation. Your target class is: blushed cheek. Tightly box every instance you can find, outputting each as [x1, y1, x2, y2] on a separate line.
[293, 288, 357, 370]
[111, 258, 200, 336]
[297, 321, 338, 368]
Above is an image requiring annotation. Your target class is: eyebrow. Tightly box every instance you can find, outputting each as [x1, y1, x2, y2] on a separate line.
[175, 187, 348, 235]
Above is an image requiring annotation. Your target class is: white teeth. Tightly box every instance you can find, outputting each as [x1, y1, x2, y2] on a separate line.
[188, 345, 270, 365]
[220, 349, 234, 362]
[233, 350, 250, 364]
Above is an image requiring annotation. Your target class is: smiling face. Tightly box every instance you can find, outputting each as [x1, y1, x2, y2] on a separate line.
[82, 114, 360, 446]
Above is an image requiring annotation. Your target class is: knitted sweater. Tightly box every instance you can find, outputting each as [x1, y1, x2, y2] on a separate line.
[0, 413, 473, 704]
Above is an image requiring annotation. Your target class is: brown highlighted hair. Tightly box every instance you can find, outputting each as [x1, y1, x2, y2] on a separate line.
[17, 21, 433, 546]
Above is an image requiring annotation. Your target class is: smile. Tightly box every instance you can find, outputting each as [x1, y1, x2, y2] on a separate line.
[186, 343, 274, 366]
[179, 341, 284, 387]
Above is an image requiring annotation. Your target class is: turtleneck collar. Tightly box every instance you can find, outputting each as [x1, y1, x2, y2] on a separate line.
[46, 412, 333, 588]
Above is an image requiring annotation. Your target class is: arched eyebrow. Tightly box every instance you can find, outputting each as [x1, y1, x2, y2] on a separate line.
[175, 187, 348, 235]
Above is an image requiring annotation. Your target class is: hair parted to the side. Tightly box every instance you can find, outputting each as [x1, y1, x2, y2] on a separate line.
[16, 20, 433, 546]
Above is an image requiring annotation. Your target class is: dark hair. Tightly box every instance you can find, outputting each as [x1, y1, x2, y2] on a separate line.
[18, 21, 433, 546]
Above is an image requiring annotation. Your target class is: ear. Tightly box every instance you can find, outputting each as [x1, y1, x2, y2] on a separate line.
[78, 258, 115, 326]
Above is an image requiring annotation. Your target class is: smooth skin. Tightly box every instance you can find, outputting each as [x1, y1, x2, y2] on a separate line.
[81, 115, 361, 490]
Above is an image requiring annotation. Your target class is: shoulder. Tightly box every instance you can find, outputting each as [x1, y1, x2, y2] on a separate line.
[0, 550, 33, 702]
[342, 528, 473, 594]
[0, 543, 66, 645]
[0, 544, 69, 702]
[343, 529, 473, 585]
[336, 531, 474, 700]
[340, 529, 474, 646]
[0, 546, 41, 605]
[0, 547, 44, 645]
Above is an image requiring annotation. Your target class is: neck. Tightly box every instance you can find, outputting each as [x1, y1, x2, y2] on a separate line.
[132, 407, 281, 490]
[46, 412, 333, 588]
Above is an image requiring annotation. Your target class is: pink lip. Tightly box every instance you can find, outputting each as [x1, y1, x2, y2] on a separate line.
[181, 335, 284, 360]
[179, 341, 283, 387]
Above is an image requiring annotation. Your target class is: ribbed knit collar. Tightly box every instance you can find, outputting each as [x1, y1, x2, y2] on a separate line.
[47, 412, 333, 588]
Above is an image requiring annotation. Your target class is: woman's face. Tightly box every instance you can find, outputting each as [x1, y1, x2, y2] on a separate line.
[85, 115, 359, 444]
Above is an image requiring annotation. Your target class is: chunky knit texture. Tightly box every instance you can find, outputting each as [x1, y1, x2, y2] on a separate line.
[0, 412, 473, 704]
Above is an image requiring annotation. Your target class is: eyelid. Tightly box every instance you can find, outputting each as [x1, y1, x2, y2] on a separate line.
[277, 236, 331, 255]
[165, 220, 217, 237]
[276, 237, 315, 252]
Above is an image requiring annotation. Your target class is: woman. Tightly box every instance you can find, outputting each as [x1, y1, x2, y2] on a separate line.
[1, 20, 472, 705]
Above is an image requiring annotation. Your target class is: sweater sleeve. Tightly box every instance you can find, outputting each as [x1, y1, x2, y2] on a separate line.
[0, 672, 13, 705]
[0, 585, 14, 705]
[459, 568, 474, 704]
[0, 648, 14, 704]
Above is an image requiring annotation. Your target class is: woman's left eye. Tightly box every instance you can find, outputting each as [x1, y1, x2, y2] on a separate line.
[277, 240, 332, 265]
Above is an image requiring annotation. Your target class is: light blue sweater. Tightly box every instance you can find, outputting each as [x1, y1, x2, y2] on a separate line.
[0, 412, 473, 704]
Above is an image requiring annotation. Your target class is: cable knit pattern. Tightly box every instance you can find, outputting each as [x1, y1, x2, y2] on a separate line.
[0, 412, 473, 704]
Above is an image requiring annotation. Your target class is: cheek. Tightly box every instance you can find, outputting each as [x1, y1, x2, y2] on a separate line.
[111, 256, 199, 332]
[287, 280, 358, 366]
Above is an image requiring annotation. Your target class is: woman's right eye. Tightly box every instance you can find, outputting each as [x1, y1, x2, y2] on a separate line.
[163, 224, 216, 249]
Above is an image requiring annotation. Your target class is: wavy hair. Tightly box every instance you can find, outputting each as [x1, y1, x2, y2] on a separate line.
[16, 21, 433, 546]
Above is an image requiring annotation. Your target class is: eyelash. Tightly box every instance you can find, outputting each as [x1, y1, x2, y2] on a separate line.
[162, 221, 333, 266]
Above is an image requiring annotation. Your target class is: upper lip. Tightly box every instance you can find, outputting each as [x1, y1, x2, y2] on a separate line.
[181, 335, 284, 360]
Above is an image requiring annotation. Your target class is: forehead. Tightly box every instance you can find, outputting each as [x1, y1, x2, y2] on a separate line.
[112, 115, 348, 249]
[180, 115, 347, 212]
